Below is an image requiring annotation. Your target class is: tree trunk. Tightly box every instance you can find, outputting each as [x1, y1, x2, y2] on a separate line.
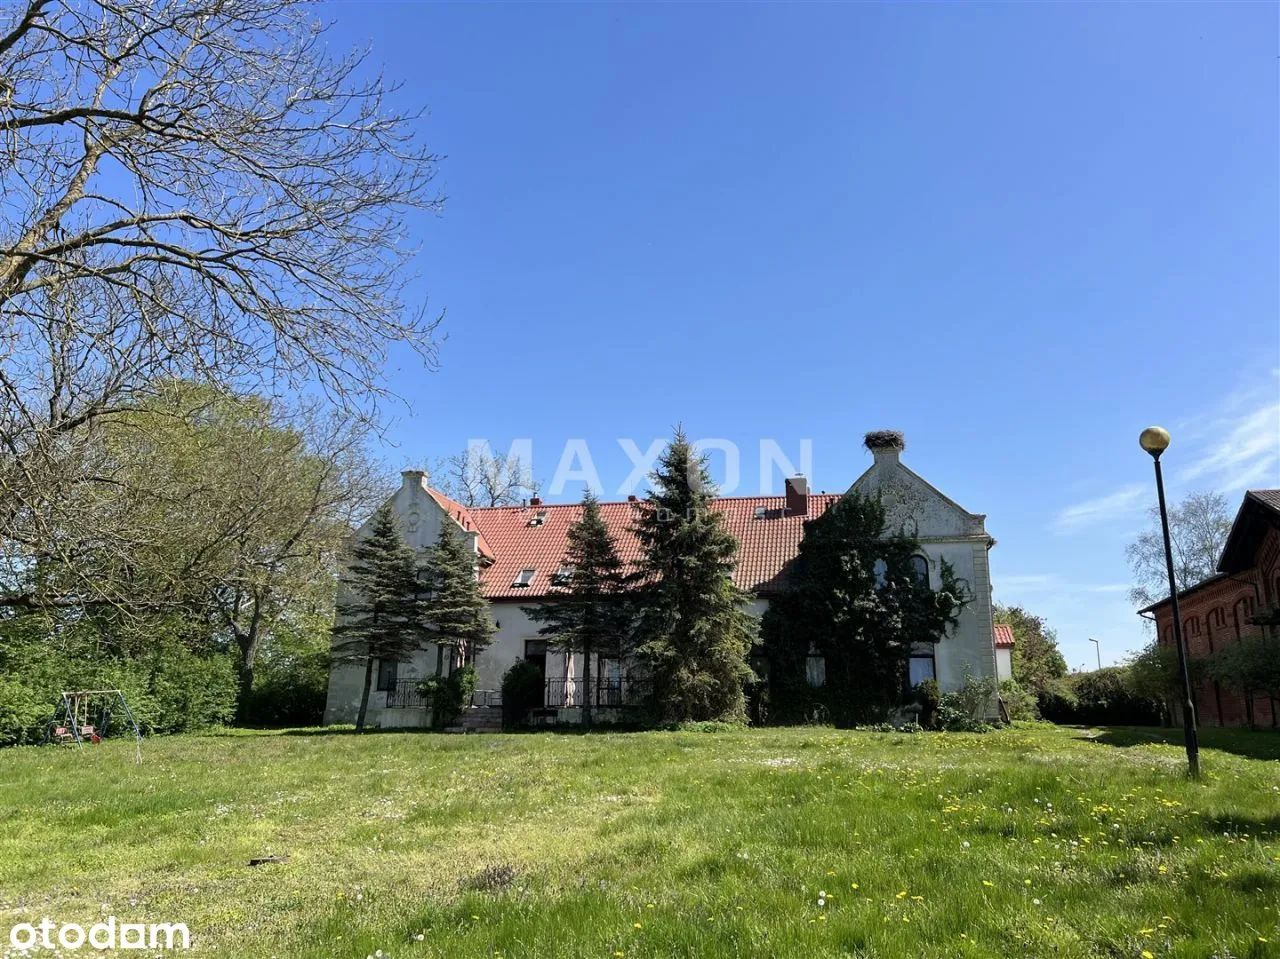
[355, 656, 375, 732]
[582, 644, 593, 729]
[232, 596, 265, 726]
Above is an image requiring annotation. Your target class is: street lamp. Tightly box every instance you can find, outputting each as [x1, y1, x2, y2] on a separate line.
[1089, 638, 1101, 671]
[1139, 426, 1200, 779]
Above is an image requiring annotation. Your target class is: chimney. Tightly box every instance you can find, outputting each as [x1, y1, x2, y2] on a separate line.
[784, 475, 809, 516]
[401, 469, 427, 488]
[863, 430, 905, 467]
[627, 494, 638, 503]
[529, 496, 543, 507]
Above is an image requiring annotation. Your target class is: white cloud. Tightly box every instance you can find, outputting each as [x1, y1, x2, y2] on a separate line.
[1052, 483, 1148, 533]
[1179, 400, 1280, 492]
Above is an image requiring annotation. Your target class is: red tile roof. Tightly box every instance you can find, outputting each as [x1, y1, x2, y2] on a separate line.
[426, 487, 495, 560]
[463, 493, 841, 600]
[993, 624, 1015, 649]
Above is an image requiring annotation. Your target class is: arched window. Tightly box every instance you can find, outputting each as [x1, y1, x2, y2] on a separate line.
[910, 555, 930, 587]
[1234, 598, 1252, 638]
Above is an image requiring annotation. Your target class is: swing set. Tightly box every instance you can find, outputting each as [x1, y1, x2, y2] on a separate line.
[44, 689, 143, 749]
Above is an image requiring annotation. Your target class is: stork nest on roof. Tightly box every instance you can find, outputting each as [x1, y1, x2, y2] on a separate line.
[863, 430, 905, 452]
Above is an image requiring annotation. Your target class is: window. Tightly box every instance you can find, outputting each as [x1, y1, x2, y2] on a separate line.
[528, 509, 548, 527]
[910, 555, 929, 586]
[552, 565, 573, 586]
[908, 656, 936, 687]
[375, 659, 398, 692]
[873, 558, 888, 589]
[524, 639, 547, 659]
[805, 642, 826, 688]
[753, 506, 768, 520]
[512, 568, 536, 588]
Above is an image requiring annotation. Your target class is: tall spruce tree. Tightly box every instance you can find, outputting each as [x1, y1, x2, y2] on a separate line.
[524, 492, 632, 727]
[760, 493, 969, 726]
[332, 505, 427, 732]
[632, 429, 756, 723]
[423, 521, 495, 674]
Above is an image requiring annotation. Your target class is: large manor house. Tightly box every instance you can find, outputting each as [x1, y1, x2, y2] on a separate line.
[324, 436, 1007, 728]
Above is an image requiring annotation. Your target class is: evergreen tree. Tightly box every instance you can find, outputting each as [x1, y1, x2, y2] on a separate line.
[331, 505, 426, 732]
[524, 491, 632, 727]
[423, 521, 495, 675]
[761, 493, 969, 726]
[632, 429, 756, 723]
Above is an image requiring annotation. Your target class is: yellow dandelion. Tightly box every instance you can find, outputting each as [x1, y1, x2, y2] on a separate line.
[982, 880, 994, 887]
[633, 923, 642, 930]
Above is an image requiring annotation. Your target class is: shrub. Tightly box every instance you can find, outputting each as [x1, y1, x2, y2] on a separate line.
[500, 660, 544, 729]
[0, 678, 53, 747]
[999, 679, 1039, 721]
[420, 664, 478, 728]
[913, 679, 940, 728]
[1036, 680, 1079, 723]
[1040, 667, 1161, 726]
[935, 668, 997, 732]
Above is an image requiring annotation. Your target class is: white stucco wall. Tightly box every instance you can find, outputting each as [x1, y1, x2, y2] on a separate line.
[849, 446, 998, 695]
[996, 647, 1013, 682]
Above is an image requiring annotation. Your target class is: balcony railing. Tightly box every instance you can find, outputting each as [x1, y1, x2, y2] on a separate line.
[545, 676, 650, 709]
[386, 679, 427, 709]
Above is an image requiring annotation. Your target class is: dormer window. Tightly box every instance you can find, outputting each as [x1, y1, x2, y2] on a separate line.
[753, 506, 767, 520]
[552, 565, 573, 586]
[512, 568, 536, 588]
[528, 510, 548, 527]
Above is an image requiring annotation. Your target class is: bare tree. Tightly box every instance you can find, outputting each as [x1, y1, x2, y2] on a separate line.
[432, 447, 540, 508]
[0, 0, 442, 605]
[1126, 490, 1234, 609]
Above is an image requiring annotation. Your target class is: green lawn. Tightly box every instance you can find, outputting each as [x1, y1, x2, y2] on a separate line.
[0, 724, 1277, 958]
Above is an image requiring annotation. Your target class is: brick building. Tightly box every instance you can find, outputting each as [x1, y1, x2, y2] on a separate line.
[1139, 489, 1280, 728]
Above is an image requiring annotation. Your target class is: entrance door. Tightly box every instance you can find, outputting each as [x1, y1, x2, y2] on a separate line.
[524, 640, 548, 704]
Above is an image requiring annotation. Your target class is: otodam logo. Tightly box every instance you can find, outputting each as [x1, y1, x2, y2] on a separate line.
[7, 917, 191, 951]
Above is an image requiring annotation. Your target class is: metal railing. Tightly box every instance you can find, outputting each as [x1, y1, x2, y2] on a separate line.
[544, 677, 650, 709]
[386, 679, 427, 709]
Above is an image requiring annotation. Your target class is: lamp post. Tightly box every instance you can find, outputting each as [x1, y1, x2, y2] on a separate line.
[1089, 638, 1101, 671]
[1139, 426, 1200, 779]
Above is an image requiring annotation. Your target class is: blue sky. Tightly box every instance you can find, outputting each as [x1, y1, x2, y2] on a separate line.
[329, 1, 1279, 670]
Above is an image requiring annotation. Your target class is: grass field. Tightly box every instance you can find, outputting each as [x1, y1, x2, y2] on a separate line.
[0, 724, 1277, 958]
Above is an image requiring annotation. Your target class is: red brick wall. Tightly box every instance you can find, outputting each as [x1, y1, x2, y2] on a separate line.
[1151, 525, 1279, 728]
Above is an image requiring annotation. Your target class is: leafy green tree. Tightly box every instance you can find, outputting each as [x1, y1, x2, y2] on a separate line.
[525, 491, 633, 727]
[332, 505, 427, 732]
[632, 430, 756, 723]
[1126, 642, 1212, 726]
[422, 521, 495, 675]
[993, 605, 1068, 705]
[2, 381, 381, 719]
[761, 493, 969, 726]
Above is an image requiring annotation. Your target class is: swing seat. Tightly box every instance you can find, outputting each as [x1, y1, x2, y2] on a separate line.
[53, 726, 73, 742]
[80, 725, 95, 738]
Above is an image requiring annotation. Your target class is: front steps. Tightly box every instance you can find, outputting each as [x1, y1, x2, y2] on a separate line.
[444, 706, 503, 734]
